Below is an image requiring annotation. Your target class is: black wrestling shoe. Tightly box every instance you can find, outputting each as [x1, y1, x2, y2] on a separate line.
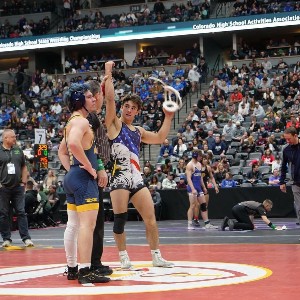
[192, 219, 201, 227]
[90, 265, 113, 276]
[78, 267, 110, 284]
[63, 265, 78, 280]
[220, 216, 229, 231]
[228, 219, 235, 231]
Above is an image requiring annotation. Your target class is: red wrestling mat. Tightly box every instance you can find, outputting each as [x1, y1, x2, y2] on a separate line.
[0, 244, 299, 300]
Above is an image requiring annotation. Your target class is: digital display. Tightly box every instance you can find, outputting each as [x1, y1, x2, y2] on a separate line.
[34, 144, 48, 169]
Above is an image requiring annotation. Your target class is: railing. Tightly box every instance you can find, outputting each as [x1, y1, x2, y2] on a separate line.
[211, 54, 221, 77]
[215, 0, 234, 18]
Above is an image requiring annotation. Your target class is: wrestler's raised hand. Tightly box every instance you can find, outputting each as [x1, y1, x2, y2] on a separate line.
[163, 107, 175, 119]
[105, 61, 115, 74]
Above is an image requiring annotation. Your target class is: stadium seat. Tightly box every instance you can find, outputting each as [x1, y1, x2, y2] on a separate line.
[259, 166, 271, 175]
[229, 166, 241, 175]
[249, 152, 262, 160]
[241, 166, 251, 176]
[240, 182, 252, 187]
[232, 174, 244, 185]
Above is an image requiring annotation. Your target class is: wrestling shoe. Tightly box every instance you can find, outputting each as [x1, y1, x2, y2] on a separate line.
[63, 265, 78, 280]
[78, 267, 110, 284]
[228, 219, 235, 231]
[205, 223, 218, 230]
[188, 224, 195, 230]
[2, 240, 11, 247]
[120, 251, 133, 269]
[152, 250, 174, 268]
[220, 216, 229, 231]
[91, 265, 113, 276]
[23, 239, 34, 247]
[192, 219, 201, 227]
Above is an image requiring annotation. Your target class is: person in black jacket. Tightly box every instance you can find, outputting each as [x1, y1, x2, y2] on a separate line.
[25, 181, 38, 214]
[280, 127, 300, 226]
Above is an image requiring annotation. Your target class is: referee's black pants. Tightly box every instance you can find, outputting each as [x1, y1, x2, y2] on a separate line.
[91, 187, 105, 267]
[232, 204, 255, 230]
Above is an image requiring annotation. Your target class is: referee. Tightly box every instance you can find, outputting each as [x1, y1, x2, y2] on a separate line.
[221, 199, 281, 231]
[88, 76, 113, 276]
[0, 129, 34, 247]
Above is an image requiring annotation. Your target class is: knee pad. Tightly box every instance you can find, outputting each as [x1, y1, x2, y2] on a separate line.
[113, 212, 128, 234]
[200, 203, 207, 212]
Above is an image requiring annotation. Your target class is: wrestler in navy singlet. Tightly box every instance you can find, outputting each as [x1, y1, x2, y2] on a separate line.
[63, 115, 99, 210]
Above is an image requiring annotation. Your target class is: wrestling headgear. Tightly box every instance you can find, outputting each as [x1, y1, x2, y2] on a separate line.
[192, 151, 199, 159]
[67, 82, 90, 112]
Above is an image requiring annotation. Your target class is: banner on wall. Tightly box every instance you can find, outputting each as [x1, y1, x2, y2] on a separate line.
[0, 11, 299, 53]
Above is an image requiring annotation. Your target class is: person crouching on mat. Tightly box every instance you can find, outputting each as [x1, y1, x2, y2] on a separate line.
[221, 199, 283, 231]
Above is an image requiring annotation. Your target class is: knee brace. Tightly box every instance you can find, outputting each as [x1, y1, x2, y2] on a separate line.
[113, 212, 128, 234]
[200, 203, 207, 212]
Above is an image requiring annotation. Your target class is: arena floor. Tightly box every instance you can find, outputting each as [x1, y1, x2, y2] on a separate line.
[0, 219, 299, 300]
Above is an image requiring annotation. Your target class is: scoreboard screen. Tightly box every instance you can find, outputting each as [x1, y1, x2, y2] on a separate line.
[34, 144, 48, 169]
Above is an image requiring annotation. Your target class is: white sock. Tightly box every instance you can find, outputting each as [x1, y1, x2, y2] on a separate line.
[64, 210, 79, 268]
[151, 249, 160, 255]
[80, 263, 90, 269]
[119, 250, 128, 256]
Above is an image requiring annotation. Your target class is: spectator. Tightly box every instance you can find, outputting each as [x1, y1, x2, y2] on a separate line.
[261, 149, 275, 166]
[268, 169, 280, 186]
[261, 57, 272, 74]
[149, 175, 162, 190]
[275, 58, 289, 74]
[272, 116, 285, 132]
[173, 138, 187, 161]
[149, 185, 162, 220]
[188, 65, 201, 93]
[144, 160, 155, 174]
[24, 181, 38, 215]
[272, 155, 282, 172]
[252, 102, 266, 120]
[221, 172, 237, 188]
[241, 135, 256, 153]
[174, 158, 187, 175]
[238, 99, 250, 116]
[177, 175, 187, 189]
[161, 158, 173, 175]
[182, 124, 195, 142]
[211, 135, 226, 156]
[214, 163, 227, 185]
[43, 170, 57, 191]
[154, 166, 166, 183]
[232, 121, 246, 142]
[47, 185, 59, 208]
[222, 119, 236, 136]
[245, 163, 262, 185]
[162, 172, 177, 189]
[231, 111, 244, 124]
[153, 0, 165, 15]
[142, 166, 153, 187]
[249, 115, 261, 132]
[158, 139, 174, 162]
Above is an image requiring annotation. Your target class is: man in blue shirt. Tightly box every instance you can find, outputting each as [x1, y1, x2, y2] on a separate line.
[158, 139, 174, 163]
